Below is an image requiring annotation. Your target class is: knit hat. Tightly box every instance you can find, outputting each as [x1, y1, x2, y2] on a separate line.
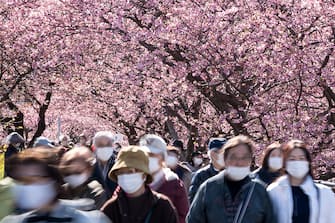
[139, 134, 167, 161]
[208, 138, 227, 151]
[109, 146, 153, 184]
[6, 132, 25, 145]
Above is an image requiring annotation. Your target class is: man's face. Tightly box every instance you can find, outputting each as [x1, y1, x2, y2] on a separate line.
[224, 144, 252, 168]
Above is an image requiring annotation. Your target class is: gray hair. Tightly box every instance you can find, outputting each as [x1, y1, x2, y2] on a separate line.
[92, 131, 115, 147]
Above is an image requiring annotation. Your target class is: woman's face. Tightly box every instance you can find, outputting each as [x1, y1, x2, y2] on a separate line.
[287, 148, 307, 161]
[269, 148, 283, 158]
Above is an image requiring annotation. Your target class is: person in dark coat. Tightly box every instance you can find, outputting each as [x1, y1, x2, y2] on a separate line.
[3, 132, 25, 177]
[252, 142, 284, 186]
[187, 135, 276, 223]
[166, 145, 192, 193]
[4, 132, 25, 160]
[188, 137, 226, 204]
[101, 146, 178, 223]
[90, 131, 118, 197]
[185, 151, 204, 173]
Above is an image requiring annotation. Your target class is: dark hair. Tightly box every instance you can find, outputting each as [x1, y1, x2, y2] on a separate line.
[7, 147, 63, 187]
[261, 142, 283, 170]
[223, 135, 254, 160]
[282, 139, 314, 178]
[167, 145, 180, 156]
[172, 139, 184, 150]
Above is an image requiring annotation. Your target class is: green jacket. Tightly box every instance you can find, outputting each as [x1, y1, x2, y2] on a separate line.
[0, 177, 14, 220]
[187, 171, 277, 223]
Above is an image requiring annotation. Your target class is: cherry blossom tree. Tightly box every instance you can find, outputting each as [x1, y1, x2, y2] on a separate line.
[1, 0, 334, 178]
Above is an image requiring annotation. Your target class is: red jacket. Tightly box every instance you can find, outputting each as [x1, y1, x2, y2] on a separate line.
[151, 168, 189, 223]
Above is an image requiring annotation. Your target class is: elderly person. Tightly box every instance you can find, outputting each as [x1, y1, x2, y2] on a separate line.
[2, 147, 111, 223]
[139, 134, 189, 223]
[91, 131, 119, 197]
[187, 135, 276, 223]
[101, 146, 178, 223]
[188, 137, 226, 204]
[267, 140, 335, 223]
[59, 146, 107, 210]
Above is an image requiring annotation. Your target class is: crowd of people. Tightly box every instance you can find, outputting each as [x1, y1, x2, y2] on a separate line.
[0, 131, 335, 223]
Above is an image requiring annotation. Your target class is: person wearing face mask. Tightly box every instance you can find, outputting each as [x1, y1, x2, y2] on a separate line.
[2, 147, 111, 223]
[101, 145, 178, 223]
[166, 146, 192, 193]
[252, 142, 284, 186]
[267, 140, 335, 223]
[139, 134, 189, 223]
[5, 132, 25, 157]
[59, 146, 107, 210]
[3, 132, 25, 176]
[90, 131, 118, 197]
[187, 135, 276, 223]
[188, 137, 226, 204]
[186, 152, 204, 172]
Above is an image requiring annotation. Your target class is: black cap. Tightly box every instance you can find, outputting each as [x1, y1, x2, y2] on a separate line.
[208, 138, 227, 151]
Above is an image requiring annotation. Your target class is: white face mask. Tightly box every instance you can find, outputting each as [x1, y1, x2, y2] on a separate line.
[64, 172, 90, 188]
[149, 157, 161, 174]
[166, 155, 178, 168]
[225, 166, 250, 181]
[96, 147, 114, 161]
[268, 157, 283, 171]
[13, 181, 57, 210]
[193, 157, 203, 166]
[117, 173, 144, 194]
[286, 160, 309, 179]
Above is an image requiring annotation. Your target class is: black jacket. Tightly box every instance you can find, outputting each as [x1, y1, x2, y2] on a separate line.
[188, 163, 218, 204]
[90, 157, 117, 198]
[101, 186, 178, 223]
[187, 171, 277, 223]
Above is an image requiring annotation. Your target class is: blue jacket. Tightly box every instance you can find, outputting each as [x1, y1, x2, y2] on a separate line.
[188, 164, 218, 204]
[187, 171, 277, 223]
[90, 157, 117, 198]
